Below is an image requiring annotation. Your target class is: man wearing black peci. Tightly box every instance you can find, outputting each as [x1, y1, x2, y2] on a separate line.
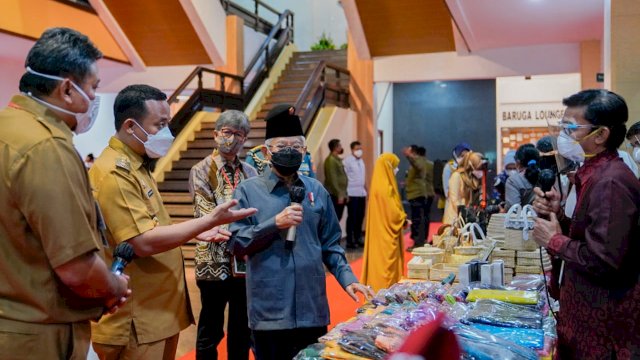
[228, 104, 374, 360]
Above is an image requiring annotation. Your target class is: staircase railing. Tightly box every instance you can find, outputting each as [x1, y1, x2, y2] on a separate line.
[294, 60, 351, 134]
[220, 0, 284, 35]
[167, 8, 294, 137]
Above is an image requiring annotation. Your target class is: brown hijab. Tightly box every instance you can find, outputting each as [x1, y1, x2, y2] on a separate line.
[457, 151, 485, 190]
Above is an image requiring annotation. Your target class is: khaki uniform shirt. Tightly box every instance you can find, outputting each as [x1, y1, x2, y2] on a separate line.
[0, 95, 104, 326]
[89, 137, 194, 346]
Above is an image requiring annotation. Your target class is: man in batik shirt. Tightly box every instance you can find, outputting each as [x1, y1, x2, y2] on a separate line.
[189, 110, 257, 360]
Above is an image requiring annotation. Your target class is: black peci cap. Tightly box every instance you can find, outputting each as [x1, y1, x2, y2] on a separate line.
[265, 104, 304, 140]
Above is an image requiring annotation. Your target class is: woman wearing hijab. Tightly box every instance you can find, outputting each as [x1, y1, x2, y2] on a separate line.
[361, 153, 407, 291]
[443, 152, 486, 224]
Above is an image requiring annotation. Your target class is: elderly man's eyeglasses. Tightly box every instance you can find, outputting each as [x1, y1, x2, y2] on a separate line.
[219, 129, 246, 140]
[269, 144, 306, 153]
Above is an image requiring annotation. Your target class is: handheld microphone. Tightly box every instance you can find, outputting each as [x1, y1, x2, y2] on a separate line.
[538, 169, 556, 193]
[111, 242, 135, 275]
[286, 185, 306, 245]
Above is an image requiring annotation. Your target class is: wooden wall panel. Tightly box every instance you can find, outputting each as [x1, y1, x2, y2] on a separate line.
[103, 0, 210, 66]
[0, 0, 127, 62]
[348, 32, 375, 187]
[354, 0, 455, 57]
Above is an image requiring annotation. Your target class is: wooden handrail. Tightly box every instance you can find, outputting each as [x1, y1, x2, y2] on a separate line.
[255, 0, 280, 16]
[325, 63, 350, 76]
[294, 60, 326, 112]
[293, 60, 350, 134]
[169, 5, 293, 107]
[243, 10, 292, 76]
[167, 66, 243, 104]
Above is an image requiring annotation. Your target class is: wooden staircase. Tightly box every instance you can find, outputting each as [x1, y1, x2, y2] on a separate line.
[256, 49, 347, 121]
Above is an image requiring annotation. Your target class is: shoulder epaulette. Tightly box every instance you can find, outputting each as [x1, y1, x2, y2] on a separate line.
[115, 157, 131, 172]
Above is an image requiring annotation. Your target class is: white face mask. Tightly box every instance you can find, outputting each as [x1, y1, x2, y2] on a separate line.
[393, 167, 399, 175]
[506, 170, 518, 177]
[472, 170, 484, 179]
[24, 67, 100, 134]
[353, 149, 363, 158]
[131, 121, 175, 158]
[633, 147, 640, 164]
[557, 131, 586, 163]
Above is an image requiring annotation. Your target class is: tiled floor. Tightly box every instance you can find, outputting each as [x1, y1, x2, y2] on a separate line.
[175, 245, 365, 358]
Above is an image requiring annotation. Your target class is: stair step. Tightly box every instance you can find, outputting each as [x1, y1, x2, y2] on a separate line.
[293, 50, 346, 58]
[164, 170, 192, 180]
[265, 95, 302, 103]
[200, 120, 267, 130]
[273, 82, 305, 90]
[158, 180, 190, 192]
[186, 138, 264, 150]
[165, 204, 195, 217]
[269, 88, 304, 96]
[190, 129, 266, 142]
[200, 122, 217, 130]
[161, 192, 192, 204]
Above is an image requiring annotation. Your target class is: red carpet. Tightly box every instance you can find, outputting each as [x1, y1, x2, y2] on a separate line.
[179, 223, 441, 360]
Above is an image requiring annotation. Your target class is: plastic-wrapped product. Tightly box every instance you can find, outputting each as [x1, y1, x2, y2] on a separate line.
[452, 324, 539, 360]
[442, 301, 470, 321]
[338, 330, 387, 360]
[469, 323, 544, 349]
[464, 299, 543, 329]
[466, 289, 539, 305]
[507, 274, 545, 292]
[542, 314, 557, 339]
[320, 316, 370, 343]
[293, 343, 324, 359]
[319, 341, 373, 360]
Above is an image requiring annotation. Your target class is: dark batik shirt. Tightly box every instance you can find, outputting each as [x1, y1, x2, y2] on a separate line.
[548, 150, 640, 359]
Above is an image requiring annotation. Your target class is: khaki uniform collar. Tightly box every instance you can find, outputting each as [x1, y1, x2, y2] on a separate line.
[9, 94, 74, 141]
[108, 136, 145, 170]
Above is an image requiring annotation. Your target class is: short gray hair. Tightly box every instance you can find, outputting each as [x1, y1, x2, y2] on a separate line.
[265, 136, 306, 147]
[215, 110, 250, 135]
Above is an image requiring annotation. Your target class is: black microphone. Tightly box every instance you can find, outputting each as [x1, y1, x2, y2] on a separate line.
[111, 242, 135, 275]
[286, 185, 306, 245]
[538, 169, 556, 193]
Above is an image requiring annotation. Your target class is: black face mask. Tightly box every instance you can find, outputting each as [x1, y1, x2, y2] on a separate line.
[270, 148, 303, 176]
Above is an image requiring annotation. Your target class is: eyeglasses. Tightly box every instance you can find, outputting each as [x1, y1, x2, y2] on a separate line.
[557, 120, 600, 136]
[218, 128, 246, 140]
[269, 144, 306, 153]
[626, 135, 640, 148]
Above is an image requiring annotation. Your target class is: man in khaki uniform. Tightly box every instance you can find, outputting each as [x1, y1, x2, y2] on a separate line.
[0, 28, 130, 360]
[90, 84, 256, 359]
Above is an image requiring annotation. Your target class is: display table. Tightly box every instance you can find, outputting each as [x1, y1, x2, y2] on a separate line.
[295, 276, 556, 360]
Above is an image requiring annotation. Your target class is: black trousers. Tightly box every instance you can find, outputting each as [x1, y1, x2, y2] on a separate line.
[409, 196, 434, 247]
[196, 277, 251, 360]
[253, 326, 327, 360]
[330, 195, 345, 222]
[346, 196, 366, 246]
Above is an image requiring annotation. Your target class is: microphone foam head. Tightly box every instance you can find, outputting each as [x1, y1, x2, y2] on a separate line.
[538, 169, 556, 192]
[289, 185, 306, 203]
